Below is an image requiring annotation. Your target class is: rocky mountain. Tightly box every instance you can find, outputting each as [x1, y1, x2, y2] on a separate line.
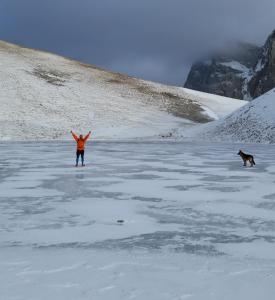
[0, 40, 245, 140]
[249, 30, 275, 98]
[185, 30, 275, 100]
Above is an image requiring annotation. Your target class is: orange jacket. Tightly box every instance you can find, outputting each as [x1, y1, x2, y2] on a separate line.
[71, 132, 91, 150]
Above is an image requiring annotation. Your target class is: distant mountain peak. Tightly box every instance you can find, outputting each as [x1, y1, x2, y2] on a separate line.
[184, 29, 275, 100]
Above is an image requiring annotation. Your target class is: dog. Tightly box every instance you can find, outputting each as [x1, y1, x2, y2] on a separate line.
[238, 150, 255, 167]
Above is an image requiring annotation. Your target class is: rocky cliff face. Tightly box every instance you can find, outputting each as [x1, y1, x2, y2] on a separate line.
[185, 30, 275, 100]
[248, 30, 275, 98]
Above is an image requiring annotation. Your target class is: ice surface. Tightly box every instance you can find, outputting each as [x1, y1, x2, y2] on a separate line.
[0, 141, 275, 300]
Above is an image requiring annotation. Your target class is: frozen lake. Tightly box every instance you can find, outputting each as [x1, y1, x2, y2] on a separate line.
[1, 141, 275, 300]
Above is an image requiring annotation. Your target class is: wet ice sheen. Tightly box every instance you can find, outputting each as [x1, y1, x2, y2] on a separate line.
[0, 141, 275, 300]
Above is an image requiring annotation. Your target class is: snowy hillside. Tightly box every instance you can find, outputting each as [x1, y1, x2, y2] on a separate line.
[0, 41, 245, 140]
[192, 88, 275, 143]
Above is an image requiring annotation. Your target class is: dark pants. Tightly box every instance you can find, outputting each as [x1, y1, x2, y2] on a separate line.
[76, 150, 84, 166]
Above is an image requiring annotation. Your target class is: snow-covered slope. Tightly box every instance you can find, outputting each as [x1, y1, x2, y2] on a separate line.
[192, 88, 275, 143]
[0, 41, 245, 140]
[181, 88, 246, 120]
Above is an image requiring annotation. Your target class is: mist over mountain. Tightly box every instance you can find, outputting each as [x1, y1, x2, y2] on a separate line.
[1, 0, 275, 85]
[185, 30, 275, 100]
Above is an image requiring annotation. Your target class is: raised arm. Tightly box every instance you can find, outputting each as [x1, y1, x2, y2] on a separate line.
[84, 131, 91, 142]
[71, 131, 79, 142]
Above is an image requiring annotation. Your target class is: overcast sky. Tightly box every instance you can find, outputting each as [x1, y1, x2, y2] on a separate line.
[1, 0, 275, 85]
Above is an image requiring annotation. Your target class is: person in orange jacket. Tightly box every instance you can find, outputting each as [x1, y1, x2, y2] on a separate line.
[71, 131, 91, 167]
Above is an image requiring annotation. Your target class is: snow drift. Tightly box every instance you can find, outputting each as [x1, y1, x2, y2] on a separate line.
[0, 40, 245, 140]
[193, 88, 275, 143]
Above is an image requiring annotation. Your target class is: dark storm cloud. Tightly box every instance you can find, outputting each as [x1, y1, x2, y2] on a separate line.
[1, 0, 275, 85]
